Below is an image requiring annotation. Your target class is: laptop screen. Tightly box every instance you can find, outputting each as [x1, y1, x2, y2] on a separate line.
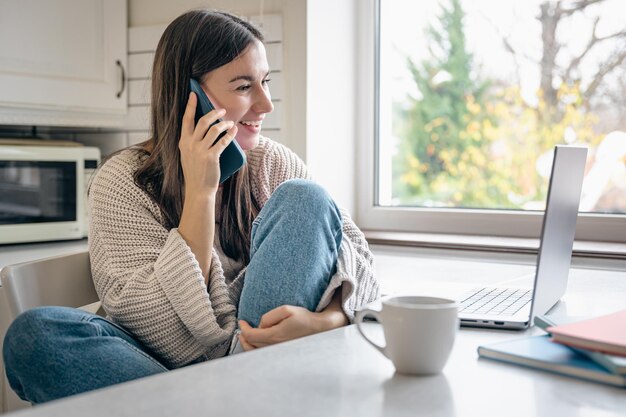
[529, 145, 588, 320]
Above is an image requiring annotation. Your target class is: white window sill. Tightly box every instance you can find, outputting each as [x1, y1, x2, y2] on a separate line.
[363, 230, 626, 260]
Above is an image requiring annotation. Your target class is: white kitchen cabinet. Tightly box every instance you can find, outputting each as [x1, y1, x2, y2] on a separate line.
[0, 0, 127, 127]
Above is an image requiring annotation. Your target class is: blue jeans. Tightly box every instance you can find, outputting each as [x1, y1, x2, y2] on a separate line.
[3, 179, 343, 404]
[239, 179, 342, 327]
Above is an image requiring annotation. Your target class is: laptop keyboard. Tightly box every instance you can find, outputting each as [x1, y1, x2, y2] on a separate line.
[460, 288, 532, 316]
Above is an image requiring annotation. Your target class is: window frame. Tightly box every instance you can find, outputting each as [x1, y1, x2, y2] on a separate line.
[355, 0, 626, 243]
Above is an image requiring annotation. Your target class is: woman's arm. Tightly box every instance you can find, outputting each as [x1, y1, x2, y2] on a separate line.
[178, 92, 237, 283]
[319, 288, 350, 328]
[89, 157, 237, 368]
[238, 289, 348, 350]
[177, 194, 215, 283]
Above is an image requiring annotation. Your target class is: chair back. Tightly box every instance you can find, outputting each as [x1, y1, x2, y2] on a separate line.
[1, 251, 98, 318]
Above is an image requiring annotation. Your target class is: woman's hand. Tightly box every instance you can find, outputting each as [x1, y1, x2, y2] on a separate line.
[238, 291, 349, 351]
[238, 306, 323, 350]
[179, 92, 238, 196]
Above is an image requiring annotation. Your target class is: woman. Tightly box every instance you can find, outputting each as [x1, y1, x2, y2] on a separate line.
[3, 9, 379, 404]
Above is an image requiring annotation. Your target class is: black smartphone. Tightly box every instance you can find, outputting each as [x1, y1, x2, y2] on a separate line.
[189, 78, 246, 183]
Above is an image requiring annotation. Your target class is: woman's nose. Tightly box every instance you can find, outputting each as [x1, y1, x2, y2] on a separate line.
[254, 87, 274, 114]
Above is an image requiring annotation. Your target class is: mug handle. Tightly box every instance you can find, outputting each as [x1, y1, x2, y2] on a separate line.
[355, 308, 386, 357]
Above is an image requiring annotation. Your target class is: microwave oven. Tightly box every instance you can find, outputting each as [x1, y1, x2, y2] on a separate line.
[0, 141, 101, 245]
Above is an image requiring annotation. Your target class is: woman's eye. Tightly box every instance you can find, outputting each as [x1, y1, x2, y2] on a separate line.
[237, 85, 251, 91]
[262, 78, 272, 85]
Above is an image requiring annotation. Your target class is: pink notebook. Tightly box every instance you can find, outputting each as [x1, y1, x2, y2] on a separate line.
[547, 309, 626, 357]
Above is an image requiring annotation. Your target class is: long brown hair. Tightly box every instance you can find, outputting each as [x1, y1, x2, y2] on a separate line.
[134, 10, 263, 263]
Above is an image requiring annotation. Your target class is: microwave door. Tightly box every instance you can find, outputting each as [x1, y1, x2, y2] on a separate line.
[0, 161, 77, 224]
[0, 162, 39, 223]
[35, 162, 77, 223]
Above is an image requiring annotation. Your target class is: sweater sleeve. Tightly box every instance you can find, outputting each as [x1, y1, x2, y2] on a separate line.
[88, 152, 236, 368]
[248, 138, 380, 321]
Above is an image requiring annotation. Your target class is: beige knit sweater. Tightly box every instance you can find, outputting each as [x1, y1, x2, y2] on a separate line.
[88, 136, 379, 369]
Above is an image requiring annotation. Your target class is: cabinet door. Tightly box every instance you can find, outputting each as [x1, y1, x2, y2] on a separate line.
[0, 0, 127, 126]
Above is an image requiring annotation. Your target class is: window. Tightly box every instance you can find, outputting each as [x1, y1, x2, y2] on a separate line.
[357, 0, 626, 242]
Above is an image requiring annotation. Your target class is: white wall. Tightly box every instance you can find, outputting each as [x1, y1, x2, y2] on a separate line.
[305, 0, 357, 212]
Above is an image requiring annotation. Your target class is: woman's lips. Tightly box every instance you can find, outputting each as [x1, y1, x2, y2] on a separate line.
[239, 120, 262, 133]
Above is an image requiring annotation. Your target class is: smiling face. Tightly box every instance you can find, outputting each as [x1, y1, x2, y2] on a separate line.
[200, 40, 274, 151]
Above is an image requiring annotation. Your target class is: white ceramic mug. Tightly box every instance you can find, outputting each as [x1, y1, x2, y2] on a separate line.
[356, 296, 459, 375]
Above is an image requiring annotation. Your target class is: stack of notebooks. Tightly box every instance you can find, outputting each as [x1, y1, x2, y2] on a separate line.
[477, 309, 626, 387]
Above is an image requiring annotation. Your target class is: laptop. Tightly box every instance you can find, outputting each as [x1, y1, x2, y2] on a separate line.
[459, 145, 588, 329]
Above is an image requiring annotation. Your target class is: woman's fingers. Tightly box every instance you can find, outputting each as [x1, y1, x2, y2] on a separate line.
[208, 124, 238, 153]
[202, 119, 233, 143]
[258, 305, 293, 329]
[239, 320, 273, 347]
[238, 333, 257, 351]
[178, 94, 236, 190]
[181, 92, 197, 138]
[183, 92, 234, 148]
[193, 108, 226, 141]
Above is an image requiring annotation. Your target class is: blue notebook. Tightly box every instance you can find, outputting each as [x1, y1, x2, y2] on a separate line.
[477, 335, 626, 388]
[535, 315, 626, 375]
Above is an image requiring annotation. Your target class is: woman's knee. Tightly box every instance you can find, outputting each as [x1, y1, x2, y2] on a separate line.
[3, 307, 67, 364]
[3, 307, 59, 397]
[271, 179, 341, 221]
[3, 306, 167, 404]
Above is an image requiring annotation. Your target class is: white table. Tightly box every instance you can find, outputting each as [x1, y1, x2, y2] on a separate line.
[6, 247, 626, 417]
